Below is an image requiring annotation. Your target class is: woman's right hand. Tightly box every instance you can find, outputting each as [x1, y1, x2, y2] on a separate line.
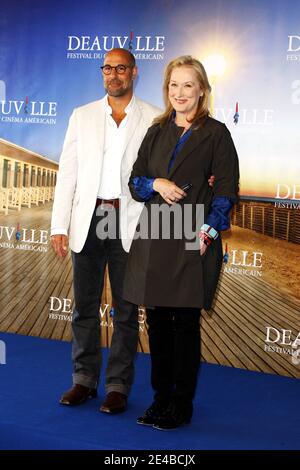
[153, 178, 187, 205]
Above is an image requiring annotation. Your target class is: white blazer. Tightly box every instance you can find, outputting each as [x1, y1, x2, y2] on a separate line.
[51, 96, 161, 253]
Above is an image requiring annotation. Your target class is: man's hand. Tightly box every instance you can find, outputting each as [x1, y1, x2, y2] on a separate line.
[51, 234, 69, 257]
[208, 175, 215, 187]
[153, 178, 187, 205]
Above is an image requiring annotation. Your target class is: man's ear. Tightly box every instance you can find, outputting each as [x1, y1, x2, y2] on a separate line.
[132, 66, 138, 80]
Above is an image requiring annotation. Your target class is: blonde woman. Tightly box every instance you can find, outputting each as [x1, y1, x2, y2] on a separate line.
[123, 56, 239, 430]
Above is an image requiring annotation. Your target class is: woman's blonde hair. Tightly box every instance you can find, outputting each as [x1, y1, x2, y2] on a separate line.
[154, 55, 211, 127]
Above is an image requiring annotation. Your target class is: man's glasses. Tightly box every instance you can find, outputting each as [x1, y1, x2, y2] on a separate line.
[100, 64, 133, 75]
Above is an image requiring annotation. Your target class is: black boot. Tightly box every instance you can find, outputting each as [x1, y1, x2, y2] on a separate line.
[153, 399, 193, 431]
[137, 399, 170, 426]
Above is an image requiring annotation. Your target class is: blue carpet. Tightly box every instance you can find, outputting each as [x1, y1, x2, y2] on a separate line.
[0, 332, 299, 450]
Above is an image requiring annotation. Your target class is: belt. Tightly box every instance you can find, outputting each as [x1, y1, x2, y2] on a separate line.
[96, 198, 120, 209]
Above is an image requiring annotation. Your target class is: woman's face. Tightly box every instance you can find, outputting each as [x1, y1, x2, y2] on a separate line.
[168, 66, 203, 118]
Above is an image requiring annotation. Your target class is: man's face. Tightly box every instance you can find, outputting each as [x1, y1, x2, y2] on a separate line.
[102, 51, 137, 97]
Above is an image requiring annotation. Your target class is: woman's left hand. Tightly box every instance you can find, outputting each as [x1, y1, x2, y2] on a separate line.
[199, 239, 208, 256]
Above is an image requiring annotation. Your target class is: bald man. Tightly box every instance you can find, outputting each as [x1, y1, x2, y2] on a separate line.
[51, 49, 161, 413]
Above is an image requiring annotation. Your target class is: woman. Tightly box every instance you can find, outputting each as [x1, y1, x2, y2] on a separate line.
[123, 56, 239, 430]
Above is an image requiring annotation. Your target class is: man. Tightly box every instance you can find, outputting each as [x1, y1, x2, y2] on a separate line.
[51, 48, 161, 413]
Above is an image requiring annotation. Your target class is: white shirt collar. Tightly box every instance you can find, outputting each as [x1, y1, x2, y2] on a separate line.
[104, 94, 136, 116]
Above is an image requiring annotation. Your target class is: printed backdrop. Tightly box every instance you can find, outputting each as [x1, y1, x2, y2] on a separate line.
[0, 0, 299, 377]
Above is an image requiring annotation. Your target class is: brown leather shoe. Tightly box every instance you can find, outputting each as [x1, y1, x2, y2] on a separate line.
[60, 384, 97, 406]
[99, 391, 127, 414]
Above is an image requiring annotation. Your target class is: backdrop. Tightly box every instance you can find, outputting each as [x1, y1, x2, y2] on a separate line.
[0, 0, 299, 377]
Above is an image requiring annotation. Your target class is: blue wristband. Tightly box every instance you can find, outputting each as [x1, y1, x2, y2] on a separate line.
[200, 224, 219, 240]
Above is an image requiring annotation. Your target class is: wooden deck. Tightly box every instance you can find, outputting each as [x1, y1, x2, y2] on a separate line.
[0, 202, 299, 377]
[201, 272, 300, 378]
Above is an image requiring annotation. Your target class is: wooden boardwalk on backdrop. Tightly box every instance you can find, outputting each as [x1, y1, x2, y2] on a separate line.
[0, 203, 299, 377]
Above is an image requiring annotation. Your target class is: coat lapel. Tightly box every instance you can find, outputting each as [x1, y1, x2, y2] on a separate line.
[168, 125, 211, 179]
[156, 124, 181, 177]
